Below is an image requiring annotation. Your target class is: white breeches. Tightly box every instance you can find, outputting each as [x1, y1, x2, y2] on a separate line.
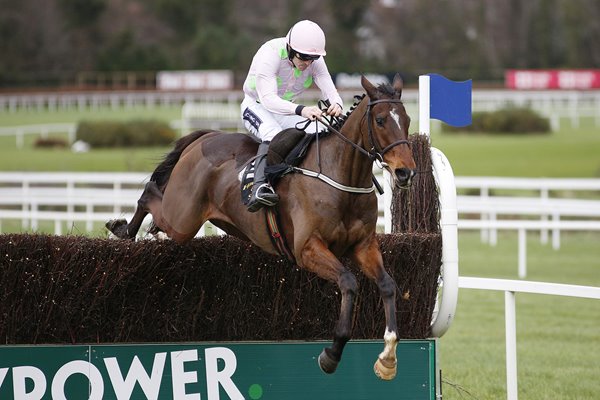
[240, 97, 324, 142]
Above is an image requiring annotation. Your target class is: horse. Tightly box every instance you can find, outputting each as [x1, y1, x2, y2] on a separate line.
[106, 74, 416, 380]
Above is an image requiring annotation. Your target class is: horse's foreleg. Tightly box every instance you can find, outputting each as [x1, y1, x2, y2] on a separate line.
[353, 236, 399, 380]
[106, 181, 162, 239]
[299, 235, 357, 374]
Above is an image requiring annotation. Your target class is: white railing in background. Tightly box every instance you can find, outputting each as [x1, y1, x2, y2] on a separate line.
[458, 219, 600, 278]
[3, 89, 600, 129]
[459, 277, 600, 400]
[0, 91, 246, 113]
[0, 172, 147, 234]
[0, 173, 598, 276]
[470, 90, 600, 129]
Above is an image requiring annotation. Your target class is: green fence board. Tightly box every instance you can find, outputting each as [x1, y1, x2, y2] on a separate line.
[0, 340, 436, 400]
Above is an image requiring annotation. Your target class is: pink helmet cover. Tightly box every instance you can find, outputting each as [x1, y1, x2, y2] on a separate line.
[286, 20, 327, 56]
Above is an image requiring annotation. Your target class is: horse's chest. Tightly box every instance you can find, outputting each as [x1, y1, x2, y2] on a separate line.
[322, 202, 377, 243]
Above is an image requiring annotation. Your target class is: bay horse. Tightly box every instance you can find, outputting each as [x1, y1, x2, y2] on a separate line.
[106, 74, 416, 380]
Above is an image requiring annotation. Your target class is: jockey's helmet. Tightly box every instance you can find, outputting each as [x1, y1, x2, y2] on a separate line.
[286, 20, 326, 56]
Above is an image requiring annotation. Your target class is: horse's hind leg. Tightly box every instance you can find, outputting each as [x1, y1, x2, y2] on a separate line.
[106, 181, 162, 239]
[299, 235, 358, 374]
[353, 235, 398, 380]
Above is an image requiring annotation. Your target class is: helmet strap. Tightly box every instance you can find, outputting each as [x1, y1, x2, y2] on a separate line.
[286, 45, 296, 61]
[286, 45, 299, 68]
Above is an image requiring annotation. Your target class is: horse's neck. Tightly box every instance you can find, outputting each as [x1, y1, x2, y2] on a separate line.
[313, 99, 374, 186]
[340, 98, 369, 150]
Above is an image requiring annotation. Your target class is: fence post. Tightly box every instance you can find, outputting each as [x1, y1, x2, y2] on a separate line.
[552, 213, 561, 250]
[540, 187, 549, 244]
[505, 290, 518, 400]
[518, 229, 527, 279]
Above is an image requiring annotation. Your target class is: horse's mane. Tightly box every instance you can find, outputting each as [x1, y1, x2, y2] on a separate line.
[331, 94, 365, 131]
[331, 82, 400, 131]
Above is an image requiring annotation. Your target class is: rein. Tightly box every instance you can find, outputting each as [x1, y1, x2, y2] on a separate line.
[289, 97, 411, 195]
[317, 98, 410, 166]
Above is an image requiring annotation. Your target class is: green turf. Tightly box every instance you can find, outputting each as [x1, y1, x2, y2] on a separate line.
[441, 231, 600, 400]
[0, 105, 179, 172]
[431, 118, 600, 178]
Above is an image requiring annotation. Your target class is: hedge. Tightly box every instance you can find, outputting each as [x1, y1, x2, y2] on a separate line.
[0, 134, 442, 344]
[443, 107, 550, 134]
[75, 119, 176, 148]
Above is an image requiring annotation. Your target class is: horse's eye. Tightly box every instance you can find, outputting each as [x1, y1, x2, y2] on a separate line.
[375, 117, 385, 126]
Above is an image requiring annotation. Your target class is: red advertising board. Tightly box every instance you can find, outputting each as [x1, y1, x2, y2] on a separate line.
[505, 69, 600, 90]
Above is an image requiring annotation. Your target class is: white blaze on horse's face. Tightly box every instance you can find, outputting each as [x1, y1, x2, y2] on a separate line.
[390, 108, 403, 132]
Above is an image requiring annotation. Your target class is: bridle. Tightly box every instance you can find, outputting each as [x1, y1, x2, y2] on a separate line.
[290, 96, 413, 195]
[317, 98, 410, 167]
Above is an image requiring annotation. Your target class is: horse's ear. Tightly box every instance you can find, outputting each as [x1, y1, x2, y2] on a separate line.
[392, 73, 403, 97]
[361, 75, 378, 99]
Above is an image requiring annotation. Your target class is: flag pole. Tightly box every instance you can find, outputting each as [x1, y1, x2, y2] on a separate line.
[418, 75, 431, 138]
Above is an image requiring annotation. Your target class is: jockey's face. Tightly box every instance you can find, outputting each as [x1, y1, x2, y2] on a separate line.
[293, 54, 313, 71]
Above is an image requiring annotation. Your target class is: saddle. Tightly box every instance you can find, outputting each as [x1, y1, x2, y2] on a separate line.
[239, 128, 320, 262]
[240, 128, 319, 206]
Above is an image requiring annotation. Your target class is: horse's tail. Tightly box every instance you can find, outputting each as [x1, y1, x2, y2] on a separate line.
[150, 130, 212, 189]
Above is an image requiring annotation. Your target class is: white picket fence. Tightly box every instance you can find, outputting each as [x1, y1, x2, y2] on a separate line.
[459, 277, 600, 400]
[0, 172, 598, 277]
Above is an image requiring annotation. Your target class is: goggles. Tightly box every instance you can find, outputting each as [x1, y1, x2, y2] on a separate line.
[295, 51, 320, 62]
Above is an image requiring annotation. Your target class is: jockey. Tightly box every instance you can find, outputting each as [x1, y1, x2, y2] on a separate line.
[241, 19, 344, 212]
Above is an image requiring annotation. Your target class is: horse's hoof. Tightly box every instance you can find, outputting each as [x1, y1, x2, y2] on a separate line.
[318, 349, 339, 374]
[106, 218, 125, 231]
[374, 357, 397, 380]
[106, 219, 128, 239]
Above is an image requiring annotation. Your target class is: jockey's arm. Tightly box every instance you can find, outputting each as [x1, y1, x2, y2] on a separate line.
[254, 55, 298, 115]
[313, 59, 344, 117]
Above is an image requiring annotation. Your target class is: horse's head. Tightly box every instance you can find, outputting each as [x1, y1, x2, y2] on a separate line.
[361, 74, 416, 188]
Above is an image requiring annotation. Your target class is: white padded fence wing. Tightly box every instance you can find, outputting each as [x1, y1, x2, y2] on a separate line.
[429, 147, 459, 337]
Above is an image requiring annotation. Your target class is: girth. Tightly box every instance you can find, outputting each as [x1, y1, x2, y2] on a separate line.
[265, 208, 295, 262]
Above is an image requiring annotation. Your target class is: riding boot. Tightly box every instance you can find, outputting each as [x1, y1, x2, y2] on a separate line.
[247, 141, 279, 212]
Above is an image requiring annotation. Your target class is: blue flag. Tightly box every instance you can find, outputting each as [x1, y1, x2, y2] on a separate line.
[429, 73, 472, 127]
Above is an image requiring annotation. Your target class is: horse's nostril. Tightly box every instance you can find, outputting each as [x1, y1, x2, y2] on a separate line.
[395, 168, 415, 187]
[395, 168, 412, 182]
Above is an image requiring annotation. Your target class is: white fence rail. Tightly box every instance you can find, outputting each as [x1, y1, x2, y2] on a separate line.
[3, 89, 600, 129]
[0, 173, 598, 276]
[458, 277, 600, 400]
[0, 91, 245, 113]
[0, 173, 598, 241]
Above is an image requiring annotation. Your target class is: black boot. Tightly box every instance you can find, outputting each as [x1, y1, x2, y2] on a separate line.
[247, 141, 279, 212]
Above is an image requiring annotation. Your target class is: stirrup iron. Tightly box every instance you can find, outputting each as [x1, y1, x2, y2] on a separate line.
[247, 184, 279, 212]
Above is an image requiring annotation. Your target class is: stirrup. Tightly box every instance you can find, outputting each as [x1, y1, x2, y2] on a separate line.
[247, 184, 279, 212]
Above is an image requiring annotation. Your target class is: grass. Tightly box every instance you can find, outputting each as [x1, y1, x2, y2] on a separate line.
[0, 105, 181, 172]
[441, 231, 600, 400]
[1, 107, 600, 177]
[1, 104, 599, 399]
[0, 140, 166, 172]
[431, 118, 600, 178]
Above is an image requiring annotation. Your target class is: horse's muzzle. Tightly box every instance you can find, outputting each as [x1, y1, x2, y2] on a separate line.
[395, 168, 415, 188]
